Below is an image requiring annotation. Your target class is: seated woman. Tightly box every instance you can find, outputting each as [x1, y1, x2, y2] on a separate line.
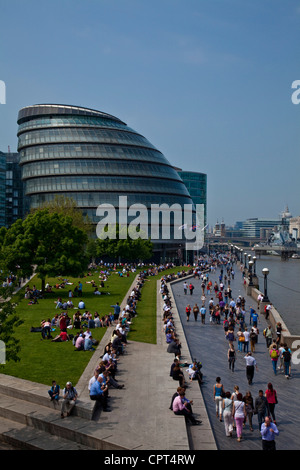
[73, 312, 81, 329]
[51, 331, 69, 342]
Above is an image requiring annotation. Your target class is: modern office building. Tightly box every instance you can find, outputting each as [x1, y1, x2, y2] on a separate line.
[0, 152, 6, 227]
[176, 170, 207, 226]
[17, 104, 194, 259]
[5, 152, 24, 227]
[242, 217, 288, 238]
[0, 150, 24, 227]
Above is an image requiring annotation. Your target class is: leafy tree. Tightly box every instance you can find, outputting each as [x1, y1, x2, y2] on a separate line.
[1, 209, 88, 291]
[96, 224, 153, 262]
[34, 195, 93, 236]
[0, 286, 23, 364]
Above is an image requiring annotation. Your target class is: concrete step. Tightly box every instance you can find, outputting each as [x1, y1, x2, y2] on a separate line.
[0, 374, 95, 420]
[0, 394, 126, 450]
[0, 416, 93, 450]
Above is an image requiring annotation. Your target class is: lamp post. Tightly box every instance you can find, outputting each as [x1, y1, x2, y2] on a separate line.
[262, 268, 270, 302]
[244, 253, 248, 269]
[252, 256, 257, 275]
[248, 260, 254, 286]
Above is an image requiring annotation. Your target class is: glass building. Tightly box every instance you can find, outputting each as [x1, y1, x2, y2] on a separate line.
[0, 151, 24, 227]
[177, 170, 207, 226]
[0, 152, 6, 227]
[17, 104, 194, 259]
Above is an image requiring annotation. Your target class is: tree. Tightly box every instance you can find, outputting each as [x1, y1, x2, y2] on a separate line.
[0, 286, 23, 364]
[35, 195, 93, 236]
[96, 224, 153, 262]
[1, 209, 89, 291]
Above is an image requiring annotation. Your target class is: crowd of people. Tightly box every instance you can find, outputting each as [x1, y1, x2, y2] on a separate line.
[47, 263, 179, 419]
[179, 253, 287, 449]
[160, 275, 204, 426]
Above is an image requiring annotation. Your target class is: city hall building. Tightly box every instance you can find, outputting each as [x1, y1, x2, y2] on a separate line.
[17, 104, 201, 261]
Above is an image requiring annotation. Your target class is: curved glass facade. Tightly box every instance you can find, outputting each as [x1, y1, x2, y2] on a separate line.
[17, 104, 193, 246]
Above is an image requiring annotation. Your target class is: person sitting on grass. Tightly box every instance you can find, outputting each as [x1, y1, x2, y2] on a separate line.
[51, 330, 69, 342]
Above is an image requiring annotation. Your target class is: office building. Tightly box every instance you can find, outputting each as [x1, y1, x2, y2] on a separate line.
[0, 150, 24, 227]
[17, 104, 194, 259]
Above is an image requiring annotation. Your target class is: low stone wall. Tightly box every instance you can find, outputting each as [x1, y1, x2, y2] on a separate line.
[243, 278, 300, 351]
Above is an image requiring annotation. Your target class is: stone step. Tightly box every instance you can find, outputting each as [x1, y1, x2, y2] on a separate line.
[0, 394, 127, 450]
[0, 374, 95, 420]
[0, 416, 93, 450]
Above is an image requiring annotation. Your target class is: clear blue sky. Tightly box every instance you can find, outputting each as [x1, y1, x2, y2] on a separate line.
[0, 0, 299, 227]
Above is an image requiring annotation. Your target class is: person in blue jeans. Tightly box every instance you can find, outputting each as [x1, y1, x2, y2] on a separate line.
[48, 380, 60, 401]
[243, 328, 250, 353]
[282, 346, 292, 378]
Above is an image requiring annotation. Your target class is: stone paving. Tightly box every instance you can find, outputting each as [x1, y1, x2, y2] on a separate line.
[170, 263, 300, 450]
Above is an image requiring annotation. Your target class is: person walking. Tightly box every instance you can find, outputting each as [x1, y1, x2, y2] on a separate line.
[269, 344, 279, 375]
[213, 377, 225, 422]
[261, 416, 279, 450]
[243, 391, 254, 432]
[222, 391, 234, 437]
[200, 305, 206, 324]
[228, 344, 236, 372]
[254, 390, 270, 432]
[193, 303, 199, 321]
[232, 393, 247, 442]
[185, 304, 191, 322]
[250, 328, 257, 353]
[243, 327, 250, 353]
[244, 352, 258, 385]
[237, 327, 245, 352]
[263, 325, 273, 348]
[282, 343, 292, 378]
[226, 327, 235, 347]
[265, 382, 278, 425]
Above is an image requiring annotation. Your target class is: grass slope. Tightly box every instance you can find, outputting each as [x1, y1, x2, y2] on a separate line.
[1, 269, 136, 386]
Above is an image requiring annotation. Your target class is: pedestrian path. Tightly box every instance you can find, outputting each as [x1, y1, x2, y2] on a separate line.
[171, 265, 300, 450]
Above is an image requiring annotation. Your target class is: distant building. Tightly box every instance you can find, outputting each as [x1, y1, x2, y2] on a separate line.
[0, 150, 24, 227]
[213, 219, 225, 237]
[0, 152, 6, 226]
[242, 217, 287, 239]
[176, 170, 207, 226]
[289, 216, 300, 240]
[5, 152, 24, 227]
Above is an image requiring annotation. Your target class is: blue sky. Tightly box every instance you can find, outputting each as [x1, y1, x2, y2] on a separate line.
[0, 0, 299, 226]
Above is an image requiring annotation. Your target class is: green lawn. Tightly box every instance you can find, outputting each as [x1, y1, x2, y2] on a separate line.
[128, 266, 190, 344]
[1, 265, 189, 387]
[1, 269, 136, 386]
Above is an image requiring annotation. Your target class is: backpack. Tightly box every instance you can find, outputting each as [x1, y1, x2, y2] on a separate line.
[271, 349, 278, 359]
[283, 350, 291, 362]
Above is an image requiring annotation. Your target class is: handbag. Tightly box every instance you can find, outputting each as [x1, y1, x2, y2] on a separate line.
[239, 334, 245, 342]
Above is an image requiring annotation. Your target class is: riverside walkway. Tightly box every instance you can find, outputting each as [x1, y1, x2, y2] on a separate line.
[171, 264, 300, 451]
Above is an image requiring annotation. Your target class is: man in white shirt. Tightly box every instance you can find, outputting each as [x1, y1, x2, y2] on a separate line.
[244, 352, 258, 385]
[243, 327, 250, 353]
[88, 370, 100, 391]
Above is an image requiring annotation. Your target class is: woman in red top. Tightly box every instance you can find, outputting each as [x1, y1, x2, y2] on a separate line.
[185, 305, 191, 322]
[265, 382, 278, 424]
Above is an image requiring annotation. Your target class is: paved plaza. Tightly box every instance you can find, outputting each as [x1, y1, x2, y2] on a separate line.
[171, 264, 300, 450]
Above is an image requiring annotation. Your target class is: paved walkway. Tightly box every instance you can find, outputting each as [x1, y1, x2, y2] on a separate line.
[171, 263, 300, 450]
